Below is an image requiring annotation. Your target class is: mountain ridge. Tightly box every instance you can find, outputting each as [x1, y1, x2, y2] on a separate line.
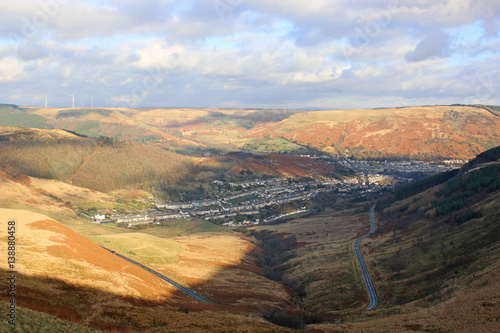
[5, 104, 498, 160]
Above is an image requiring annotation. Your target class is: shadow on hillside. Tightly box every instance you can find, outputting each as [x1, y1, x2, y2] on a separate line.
[56, 109, 116, 119]
[0, 243, 299, 332]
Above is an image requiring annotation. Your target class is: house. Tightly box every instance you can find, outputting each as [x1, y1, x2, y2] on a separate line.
[94, 214, 105, 222]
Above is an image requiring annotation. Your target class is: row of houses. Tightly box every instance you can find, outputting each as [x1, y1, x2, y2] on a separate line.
[222, 220, 260, 227]
[106, 212, 189, 228]
[157, 198, 220, 210]
[263, 208, 310, 224]
[228, 178, 285, 188]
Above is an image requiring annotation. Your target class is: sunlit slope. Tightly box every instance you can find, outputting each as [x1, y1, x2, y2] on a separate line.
[250, 105, 500, 159]
[0, 126, 95, 181]
[24, 106, 206, 147]
[0, 209, 289, 331]
[0, 209, 181, 305]
[89, 230, 294, 311]
[22, 104, 500, 159]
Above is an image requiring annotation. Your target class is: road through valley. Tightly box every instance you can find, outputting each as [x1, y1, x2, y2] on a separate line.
[354, 206, 378, 311]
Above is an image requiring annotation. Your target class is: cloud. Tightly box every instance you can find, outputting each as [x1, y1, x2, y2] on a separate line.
[0, 57, 26, 82]
[16, 42, 48, 60]
[405, 30, 451, 62]
[0, 0, 498, 109]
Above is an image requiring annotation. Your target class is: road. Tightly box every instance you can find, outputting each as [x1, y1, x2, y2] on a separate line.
[354, 205, 378, 311]
[102, 247, 211, 303]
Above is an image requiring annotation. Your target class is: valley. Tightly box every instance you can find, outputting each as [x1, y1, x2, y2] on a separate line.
[0, 104, 499, 332]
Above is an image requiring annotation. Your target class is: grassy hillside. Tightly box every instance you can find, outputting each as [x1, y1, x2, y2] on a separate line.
[0, 104, 52, 128]
[0, 301, 101, 332]
[0, 209, 293, 332]
[370, 146, 500, 306]
[265, 105, 500, 159]
[24, 106, 207, 148]
[90, 233, 184, 265]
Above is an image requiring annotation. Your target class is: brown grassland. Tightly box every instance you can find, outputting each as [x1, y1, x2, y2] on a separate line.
[21, 105, 500, 160]
[0, 209, 292, 332]
[0, 170, 296, 331]
[220, 153, 337, 178]
[249, 207, 370, 315]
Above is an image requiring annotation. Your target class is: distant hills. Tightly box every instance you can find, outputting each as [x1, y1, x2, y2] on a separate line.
[2, 104, 498, 160]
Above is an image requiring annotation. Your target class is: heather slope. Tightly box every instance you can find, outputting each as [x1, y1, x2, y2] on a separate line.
[20, 104, 500, 160]
[261, 105, 500, 159]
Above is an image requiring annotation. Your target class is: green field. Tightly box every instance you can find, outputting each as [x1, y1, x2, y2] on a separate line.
[143, 218, 231, 238]
[242, 136, 310, 154]
[90, 232, 184, 265]
[0, 104, 52, 128]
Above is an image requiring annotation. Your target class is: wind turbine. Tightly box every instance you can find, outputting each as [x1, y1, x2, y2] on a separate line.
[70, 94, 75, 108]
[91, 96, 93, 108]
[44, 97, 47, 108]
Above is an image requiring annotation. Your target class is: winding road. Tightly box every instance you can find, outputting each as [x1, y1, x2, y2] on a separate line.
[354, 205, 378, 311]
[102, 246, 211, 303]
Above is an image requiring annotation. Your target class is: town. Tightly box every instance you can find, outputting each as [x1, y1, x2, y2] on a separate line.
[89, 158, 460, 228]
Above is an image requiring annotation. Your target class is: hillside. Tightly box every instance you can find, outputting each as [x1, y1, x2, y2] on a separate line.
[344, 147, 500, 330]
[0, 104, 51, 128]
[249, 105, 500, 159]
[0, 127, 96, 181]
[69, 141, 196, 192]
[9, 104, 500, 160]
[21, 106, 207, 149]
[0, 209, 290, 332]
[0, 167, 298, 331]
[0, 126, 196, 193]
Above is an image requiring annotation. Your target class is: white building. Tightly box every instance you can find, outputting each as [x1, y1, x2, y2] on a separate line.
[94, 214, 105, 222]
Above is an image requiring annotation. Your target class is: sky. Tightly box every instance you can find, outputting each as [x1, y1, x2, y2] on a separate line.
[0, 0, 499, 109]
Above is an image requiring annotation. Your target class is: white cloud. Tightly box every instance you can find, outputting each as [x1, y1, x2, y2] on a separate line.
[0, 57, 26, 82]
